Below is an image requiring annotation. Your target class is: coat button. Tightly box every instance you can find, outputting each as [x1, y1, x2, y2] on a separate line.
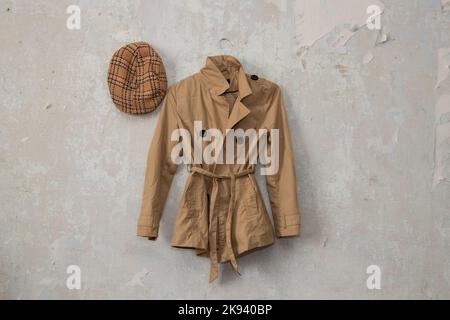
[251, 74, 259, 80]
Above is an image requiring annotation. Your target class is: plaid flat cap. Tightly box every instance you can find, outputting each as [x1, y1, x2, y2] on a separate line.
[108, 42, 167, 115]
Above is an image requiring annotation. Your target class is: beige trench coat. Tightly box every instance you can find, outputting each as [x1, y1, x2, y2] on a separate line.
[137, 55, 300, 282]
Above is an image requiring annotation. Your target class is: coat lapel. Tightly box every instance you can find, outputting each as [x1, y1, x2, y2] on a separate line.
[226, 100, 250, 129]
[201, 55, 253, 129]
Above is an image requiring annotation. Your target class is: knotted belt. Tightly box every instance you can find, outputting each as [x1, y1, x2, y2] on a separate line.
[189, 166, 255, 282]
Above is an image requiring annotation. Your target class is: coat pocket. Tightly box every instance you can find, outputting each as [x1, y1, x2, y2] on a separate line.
[185, 192, 201, 218]
[186, 197, 201, 210]
[182, 178, 203, 218]
[244, 193, 258, 216]
[243, 178, 259, 218]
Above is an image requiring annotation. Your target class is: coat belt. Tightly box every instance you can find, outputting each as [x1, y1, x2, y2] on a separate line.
[189, 166, 255, 282]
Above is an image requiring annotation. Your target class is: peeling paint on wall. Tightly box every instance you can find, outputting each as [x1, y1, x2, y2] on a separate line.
[442, 0, 450, 13]
[375, 29, 391, 45]
[293, 0, 384, 56]
[125, 268, 150, 287]
[434, 44, 450, 186]
[363, 52, 374, 64]
[437, 48, 450, 88]
[434, 95, 450, 186]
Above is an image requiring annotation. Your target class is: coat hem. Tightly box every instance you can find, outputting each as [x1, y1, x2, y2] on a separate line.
[170, 236, 276, 264]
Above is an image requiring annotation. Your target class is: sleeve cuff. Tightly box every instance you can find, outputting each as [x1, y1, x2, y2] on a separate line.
[276, 224, 300, 237]
[275, 214, 300, 237]
[137, 225, 159, 240]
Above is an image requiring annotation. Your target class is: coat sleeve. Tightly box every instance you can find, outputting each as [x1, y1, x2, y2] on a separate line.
[137, 88, 179, 239]
[261, 85, 300, 237]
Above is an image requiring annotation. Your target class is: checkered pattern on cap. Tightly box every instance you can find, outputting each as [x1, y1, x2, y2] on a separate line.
[107, 42, 167, 114]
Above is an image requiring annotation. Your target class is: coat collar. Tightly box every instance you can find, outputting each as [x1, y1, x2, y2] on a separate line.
[200, 55, 253, 128]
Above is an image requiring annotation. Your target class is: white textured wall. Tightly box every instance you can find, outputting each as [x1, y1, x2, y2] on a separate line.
[1, 0, 450, 299]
